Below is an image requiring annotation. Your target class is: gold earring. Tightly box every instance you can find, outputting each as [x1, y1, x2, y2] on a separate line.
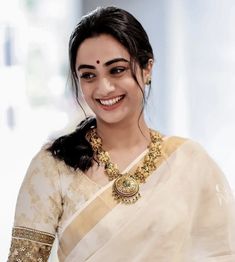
[145, 75, 152, 85]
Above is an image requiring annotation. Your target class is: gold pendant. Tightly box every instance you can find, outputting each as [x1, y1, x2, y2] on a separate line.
[112, 175, 141, 204]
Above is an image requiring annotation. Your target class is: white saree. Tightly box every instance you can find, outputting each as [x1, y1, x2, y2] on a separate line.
[8, 136, 235, 261]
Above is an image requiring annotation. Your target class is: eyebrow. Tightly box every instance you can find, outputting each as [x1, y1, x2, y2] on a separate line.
[77, 57, 129, 71]
[105, 57, 129, 66]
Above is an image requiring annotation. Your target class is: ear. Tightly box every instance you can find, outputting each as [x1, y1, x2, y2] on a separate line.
[143, 59, 153, 85]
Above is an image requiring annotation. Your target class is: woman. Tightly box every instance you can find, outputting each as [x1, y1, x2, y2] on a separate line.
[8, 6, 235, 262]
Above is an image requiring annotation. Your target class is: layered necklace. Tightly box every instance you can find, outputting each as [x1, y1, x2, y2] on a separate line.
[87, 128, 163, 204]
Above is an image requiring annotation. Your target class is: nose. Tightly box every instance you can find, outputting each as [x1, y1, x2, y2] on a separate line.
[96, 77, 115, 96]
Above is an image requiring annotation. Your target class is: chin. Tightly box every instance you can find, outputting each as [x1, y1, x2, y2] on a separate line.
[97, 117, 124, 125]
[96, 113, 138, 127]
[92, 107, 139, 126]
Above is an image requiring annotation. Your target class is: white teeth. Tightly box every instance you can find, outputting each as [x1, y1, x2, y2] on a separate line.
[99, 96, 123, 106]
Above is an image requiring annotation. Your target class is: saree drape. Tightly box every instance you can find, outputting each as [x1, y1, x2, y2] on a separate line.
[8, 136, 235, 261]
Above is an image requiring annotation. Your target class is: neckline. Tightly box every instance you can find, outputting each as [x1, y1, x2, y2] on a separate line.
[120, 148, 148, 174]
[83, 134, 170, 189]
[82, 147, 150, 189]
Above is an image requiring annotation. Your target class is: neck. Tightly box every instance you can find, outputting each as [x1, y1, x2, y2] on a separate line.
[96, 117, 150, 151]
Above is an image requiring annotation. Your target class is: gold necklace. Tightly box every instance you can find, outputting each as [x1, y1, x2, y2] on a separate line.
[87, 128, 163, 204]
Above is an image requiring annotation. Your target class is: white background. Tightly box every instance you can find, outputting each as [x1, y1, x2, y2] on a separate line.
[1, 0, 235, 260]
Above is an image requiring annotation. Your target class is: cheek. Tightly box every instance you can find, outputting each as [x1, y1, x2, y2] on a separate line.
[80, 85, 92, 99]
[83, 94, 92, 103]
[120, 76, 138, 90]
[123, 77, 145, 97]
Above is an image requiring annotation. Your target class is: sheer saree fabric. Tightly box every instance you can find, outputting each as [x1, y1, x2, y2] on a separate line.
[8, 136, 235, 261]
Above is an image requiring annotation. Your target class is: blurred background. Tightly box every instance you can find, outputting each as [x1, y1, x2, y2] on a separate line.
[1, 0, 235, 260]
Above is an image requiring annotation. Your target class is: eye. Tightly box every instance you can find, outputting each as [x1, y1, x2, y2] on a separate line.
[110, 66, 127, 75]
[79, 72, 96, 80]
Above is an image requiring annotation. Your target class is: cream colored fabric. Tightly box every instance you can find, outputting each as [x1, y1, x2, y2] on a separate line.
[8, 138, 235, 261]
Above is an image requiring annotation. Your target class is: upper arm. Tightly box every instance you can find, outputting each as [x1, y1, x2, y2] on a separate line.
[8, 147, 63, 261]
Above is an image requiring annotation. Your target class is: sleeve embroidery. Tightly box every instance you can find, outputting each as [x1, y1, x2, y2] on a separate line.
[8, 227, 55, 262]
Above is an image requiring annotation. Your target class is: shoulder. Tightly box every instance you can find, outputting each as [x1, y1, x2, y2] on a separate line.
[163, 135, 225, 178]
[19, 143, 60, 190]
[28, 142, 78, 174]
[161, 134, 211, 162]
[28, 143, 58, 171]
[162, 135, 187, 154]
[19, 143, 77, 204]
[161, 136, 225, 186]
[24, 142, 75, 185]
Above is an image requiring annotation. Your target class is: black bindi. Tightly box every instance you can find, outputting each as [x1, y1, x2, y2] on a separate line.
[96, 60, 100, 64]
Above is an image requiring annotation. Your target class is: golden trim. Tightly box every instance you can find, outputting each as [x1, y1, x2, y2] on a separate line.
[8, 227, 55, 262]
[12, 227, 55, 245]
[58, 187, 116, 258]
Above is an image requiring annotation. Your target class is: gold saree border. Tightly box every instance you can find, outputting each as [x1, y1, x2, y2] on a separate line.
[58, 136, 186, 258]
[12, 226, 55, 245]
[8, 226, 55, 262]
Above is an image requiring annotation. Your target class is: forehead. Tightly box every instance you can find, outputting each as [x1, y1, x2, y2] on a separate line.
[76, 34, 130, 65]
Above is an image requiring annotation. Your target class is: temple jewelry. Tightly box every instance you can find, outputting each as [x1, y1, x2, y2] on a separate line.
[87, 128, 163, 204]
[146, 75, 152, 85]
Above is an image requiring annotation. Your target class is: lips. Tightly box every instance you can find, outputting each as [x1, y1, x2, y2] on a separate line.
[96, 95, 125, 106]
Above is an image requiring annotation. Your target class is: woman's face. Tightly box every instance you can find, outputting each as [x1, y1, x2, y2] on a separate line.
[75, 34, 152, 125]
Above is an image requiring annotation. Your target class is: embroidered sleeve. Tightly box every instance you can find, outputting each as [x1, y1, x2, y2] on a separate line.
[8, 227, 55, 262]
[7, 146, 63, 261]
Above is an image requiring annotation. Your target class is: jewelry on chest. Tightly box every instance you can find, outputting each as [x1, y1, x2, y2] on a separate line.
[87, 128, 163, 204]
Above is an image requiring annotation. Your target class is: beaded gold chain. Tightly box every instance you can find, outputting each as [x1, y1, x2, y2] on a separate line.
[87, 128, 163, 204]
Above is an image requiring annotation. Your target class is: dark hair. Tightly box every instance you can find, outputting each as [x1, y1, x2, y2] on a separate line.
[48, 6, 154, 171]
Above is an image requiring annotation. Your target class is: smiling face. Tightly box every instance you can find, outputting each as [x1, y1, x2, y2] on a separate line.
[75, 34, 152, 126]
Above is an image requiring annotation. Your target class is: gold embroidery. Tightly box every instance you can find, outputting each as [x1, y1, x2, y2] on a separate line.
[8, 227, 55, 262]
[12, 227, 55, 245]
